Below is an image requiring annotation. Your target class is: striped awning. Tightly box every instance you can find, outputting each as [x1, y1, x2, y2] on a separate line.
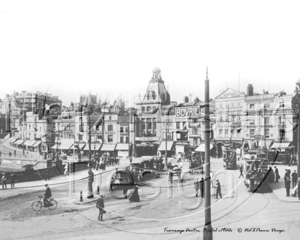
[270, 142, 292, 149]
[82, 143, 101, 151]
[58, 139, 74, 150]
[116, 143, 129, 151]
[9, 137, 17, 143]
[100, 144, 116, 151]
[32, 141, 41, 147]
[24, 140, 36, 146]
[195, 143, 214, 152]
[157, 141, 174, 151]
[14, 140, 25, 145]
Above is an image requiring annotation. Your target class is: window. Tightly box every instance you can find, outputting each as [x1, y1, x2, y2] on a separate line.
[250, 129, 255, 138]
[237, 129, 241, 137]
[126, 137, 129, 143]
[278, 116, 282, 124]
[109, 116, 112, 120]
[225, 129, 228, 137]
[120, 136, 124, 143]
[108, 125, 113, 131]
[147, 106, 151, 112]
[219, 129, 223, 136]
[108, 135, 113, 142]
[153, 119, 156, 131]
[120, 126, 124, 133]
[142, 107, 145, 112]
[266, 129, 270, 138]
[250, 104, 255, 109]
[125, 126, 129, 133]
[279, 129, 285, 140]
[265, 117, 269, 124]
[176, 122, 180, 129]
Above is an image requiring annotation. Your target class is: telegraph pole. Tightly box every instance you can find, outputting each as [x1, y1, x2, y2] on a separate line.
[203, 68, 213, 240]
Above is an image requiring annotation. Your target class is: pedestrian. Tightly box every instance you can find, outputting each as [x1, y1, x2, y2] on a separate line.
[129, 185, 140, 202]
[239, 165, 244, 178]
[2, 173, 7, 190]
[298, 178, 300, 200]
[200, 177, 205, 198]
[215, 179, 222, 199]
[274, 166, 280, 182]
[292, 170, 297, 188]
[194, 178, 200, 197]
[87, 168, 94, 198]
[285, 177, 291, 197]
[284, 169, 290, 182]
[268, 167, 274, 183]
[14, 150, 16, 157]
[96, 194, 106, 221]
[137, 169, 143, 183]
[10, 173, 15, 188]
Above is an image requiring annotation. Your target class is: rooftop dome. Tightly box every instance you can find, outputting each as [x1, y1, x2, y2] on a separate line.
[153, 67, 161, 74]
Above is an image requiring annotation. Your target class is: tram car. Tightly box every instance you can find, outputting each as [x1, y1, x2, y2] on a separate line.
[243, 152, 270, 192]
[223, 143, 237, 170]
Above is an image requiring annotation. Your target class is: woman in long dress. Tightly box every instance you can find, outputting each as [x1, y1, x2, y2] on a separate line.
[129, 185, 140, 202]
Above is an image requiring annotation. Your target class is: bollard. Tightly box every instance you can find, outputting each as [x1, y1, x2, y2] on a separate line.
[80, 191, 83, 202]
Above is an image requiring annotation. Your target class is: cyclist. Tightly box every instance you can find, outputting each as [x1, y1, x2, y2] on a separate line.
[44, 184, 52, 207]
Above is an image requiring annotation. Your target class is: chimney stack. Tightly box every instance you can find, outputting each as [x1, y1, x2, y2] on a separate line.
[247, 84, 253, 96]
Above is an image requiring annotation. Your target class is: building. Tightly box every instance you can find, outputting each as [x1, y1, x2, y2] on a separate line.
[135, 67, 171, 157]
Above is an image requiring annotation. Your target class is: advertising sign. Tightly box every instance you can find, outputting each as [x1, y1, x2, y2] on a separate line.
[175, 106, 201, 118]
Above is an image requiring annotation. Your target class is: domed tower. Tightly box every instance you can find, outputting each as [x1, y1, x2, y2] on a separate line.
[143, 67, 170, 105]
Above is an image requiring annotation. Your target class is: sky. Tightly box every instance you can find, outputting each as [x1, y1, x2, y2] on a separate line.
[1, 0, 300, 106]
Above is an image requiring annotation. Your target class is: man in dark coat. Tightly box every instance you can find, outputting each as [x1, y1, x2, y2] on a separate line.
[274, 166, 279, 182]
[215, 179, 222, 199]
[96, 195, 105, 221]
[285, 177, 291, 197]
[291, 170, 297, 188]
[239, 165, 244, 178]
[129, 185, 140, 202]
[200, 177, 205, 198]
[10, 173, 15, 188]
[44, 184, 52, 207]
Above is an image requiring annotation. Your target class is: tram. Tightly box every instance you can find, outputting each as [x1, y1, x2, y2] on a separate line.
[223, 143, 237, 170]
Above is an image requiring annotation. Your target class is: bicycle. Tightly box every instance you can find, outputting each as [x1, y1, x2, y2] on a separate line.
[31, 196, 58, 211]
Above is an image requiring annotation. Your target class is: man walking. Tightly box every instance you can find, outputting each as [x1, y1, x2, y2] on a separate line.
[215, 179, 222, 199]
[239, 165, 244, 178]
[194, 178, 200, 197]
[10, 173, 15, 189]
[2, 173, 7, 190]
[96, 195, 105, 221]
[200, 177, 205, 198]
[274, 166, 279, 182]
[292, 170, 297, 188]
[285, 177, 291, 197]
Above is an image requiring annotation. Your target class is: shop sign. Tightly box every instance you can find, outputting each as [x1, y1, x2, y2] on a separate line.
[135, 137, 159, 141]
[175, 106, 201, 118]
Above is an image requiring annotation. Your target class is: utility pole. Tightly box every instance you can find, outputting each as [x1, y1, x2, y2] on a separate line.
[203, 68, 213, 240]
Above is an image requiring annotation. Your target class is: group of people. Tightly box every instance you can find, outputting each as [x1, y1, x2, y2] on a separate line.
[1, 172, 15, 189]
[194, 177, 222, 199]
[284, 168, 300, 199]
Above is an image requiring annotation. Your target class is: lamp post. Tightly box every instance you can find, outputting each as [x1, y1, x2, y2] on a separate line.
[203, 68, 212, 240]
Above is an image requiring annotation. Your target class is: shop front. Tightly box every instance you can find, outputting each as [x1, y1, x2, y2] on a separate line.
[157, 141, 175, 157]
[100, 144, 116, 157]
[115, 143, 129, 158]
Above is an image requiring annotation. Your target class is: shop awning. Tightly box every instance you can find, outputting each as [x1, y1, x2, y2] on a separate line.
[24, 140, 36, 146]
[100, 144, 116, 151]
[14, 140, 25, 145]
[51, 144, 59, 149]
[270, 142, 292, 149]
[32, 141, 41, 147]
[9, 137, 17, 143]
[58, 139, 74, 150]
[70, 143, 86, 150]
[195, 143, 214, 152]
[258, 139, 273, 149]
[116, 143, 129, 151]
[157, 141, 174, 151]
[82, 143, 101, 151]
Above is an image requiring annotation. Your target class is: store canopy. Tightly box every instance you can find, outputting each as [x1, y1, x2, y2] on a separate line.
[32, 141, 41, 147]
[9, 137, 17, 143]
[82, 143, 101, 151]
[24, 140, 36, 146]
[100, 144, 116, 151]
[258, 139, 273, 149]
[70, 143, 86, 150]
[51, 144, 59, 149]
[58, 139, 74, 150]
[116, 143, 129, 151]
[157, 141, 174, 151]
[14, 140, 25, 145]
[195, 143, 214, 152]
[270, 142, 292, 149]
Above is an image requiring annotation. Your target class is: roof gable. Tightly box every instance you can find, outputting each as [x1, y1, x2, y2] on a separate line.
[215, 88, 245, 100]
